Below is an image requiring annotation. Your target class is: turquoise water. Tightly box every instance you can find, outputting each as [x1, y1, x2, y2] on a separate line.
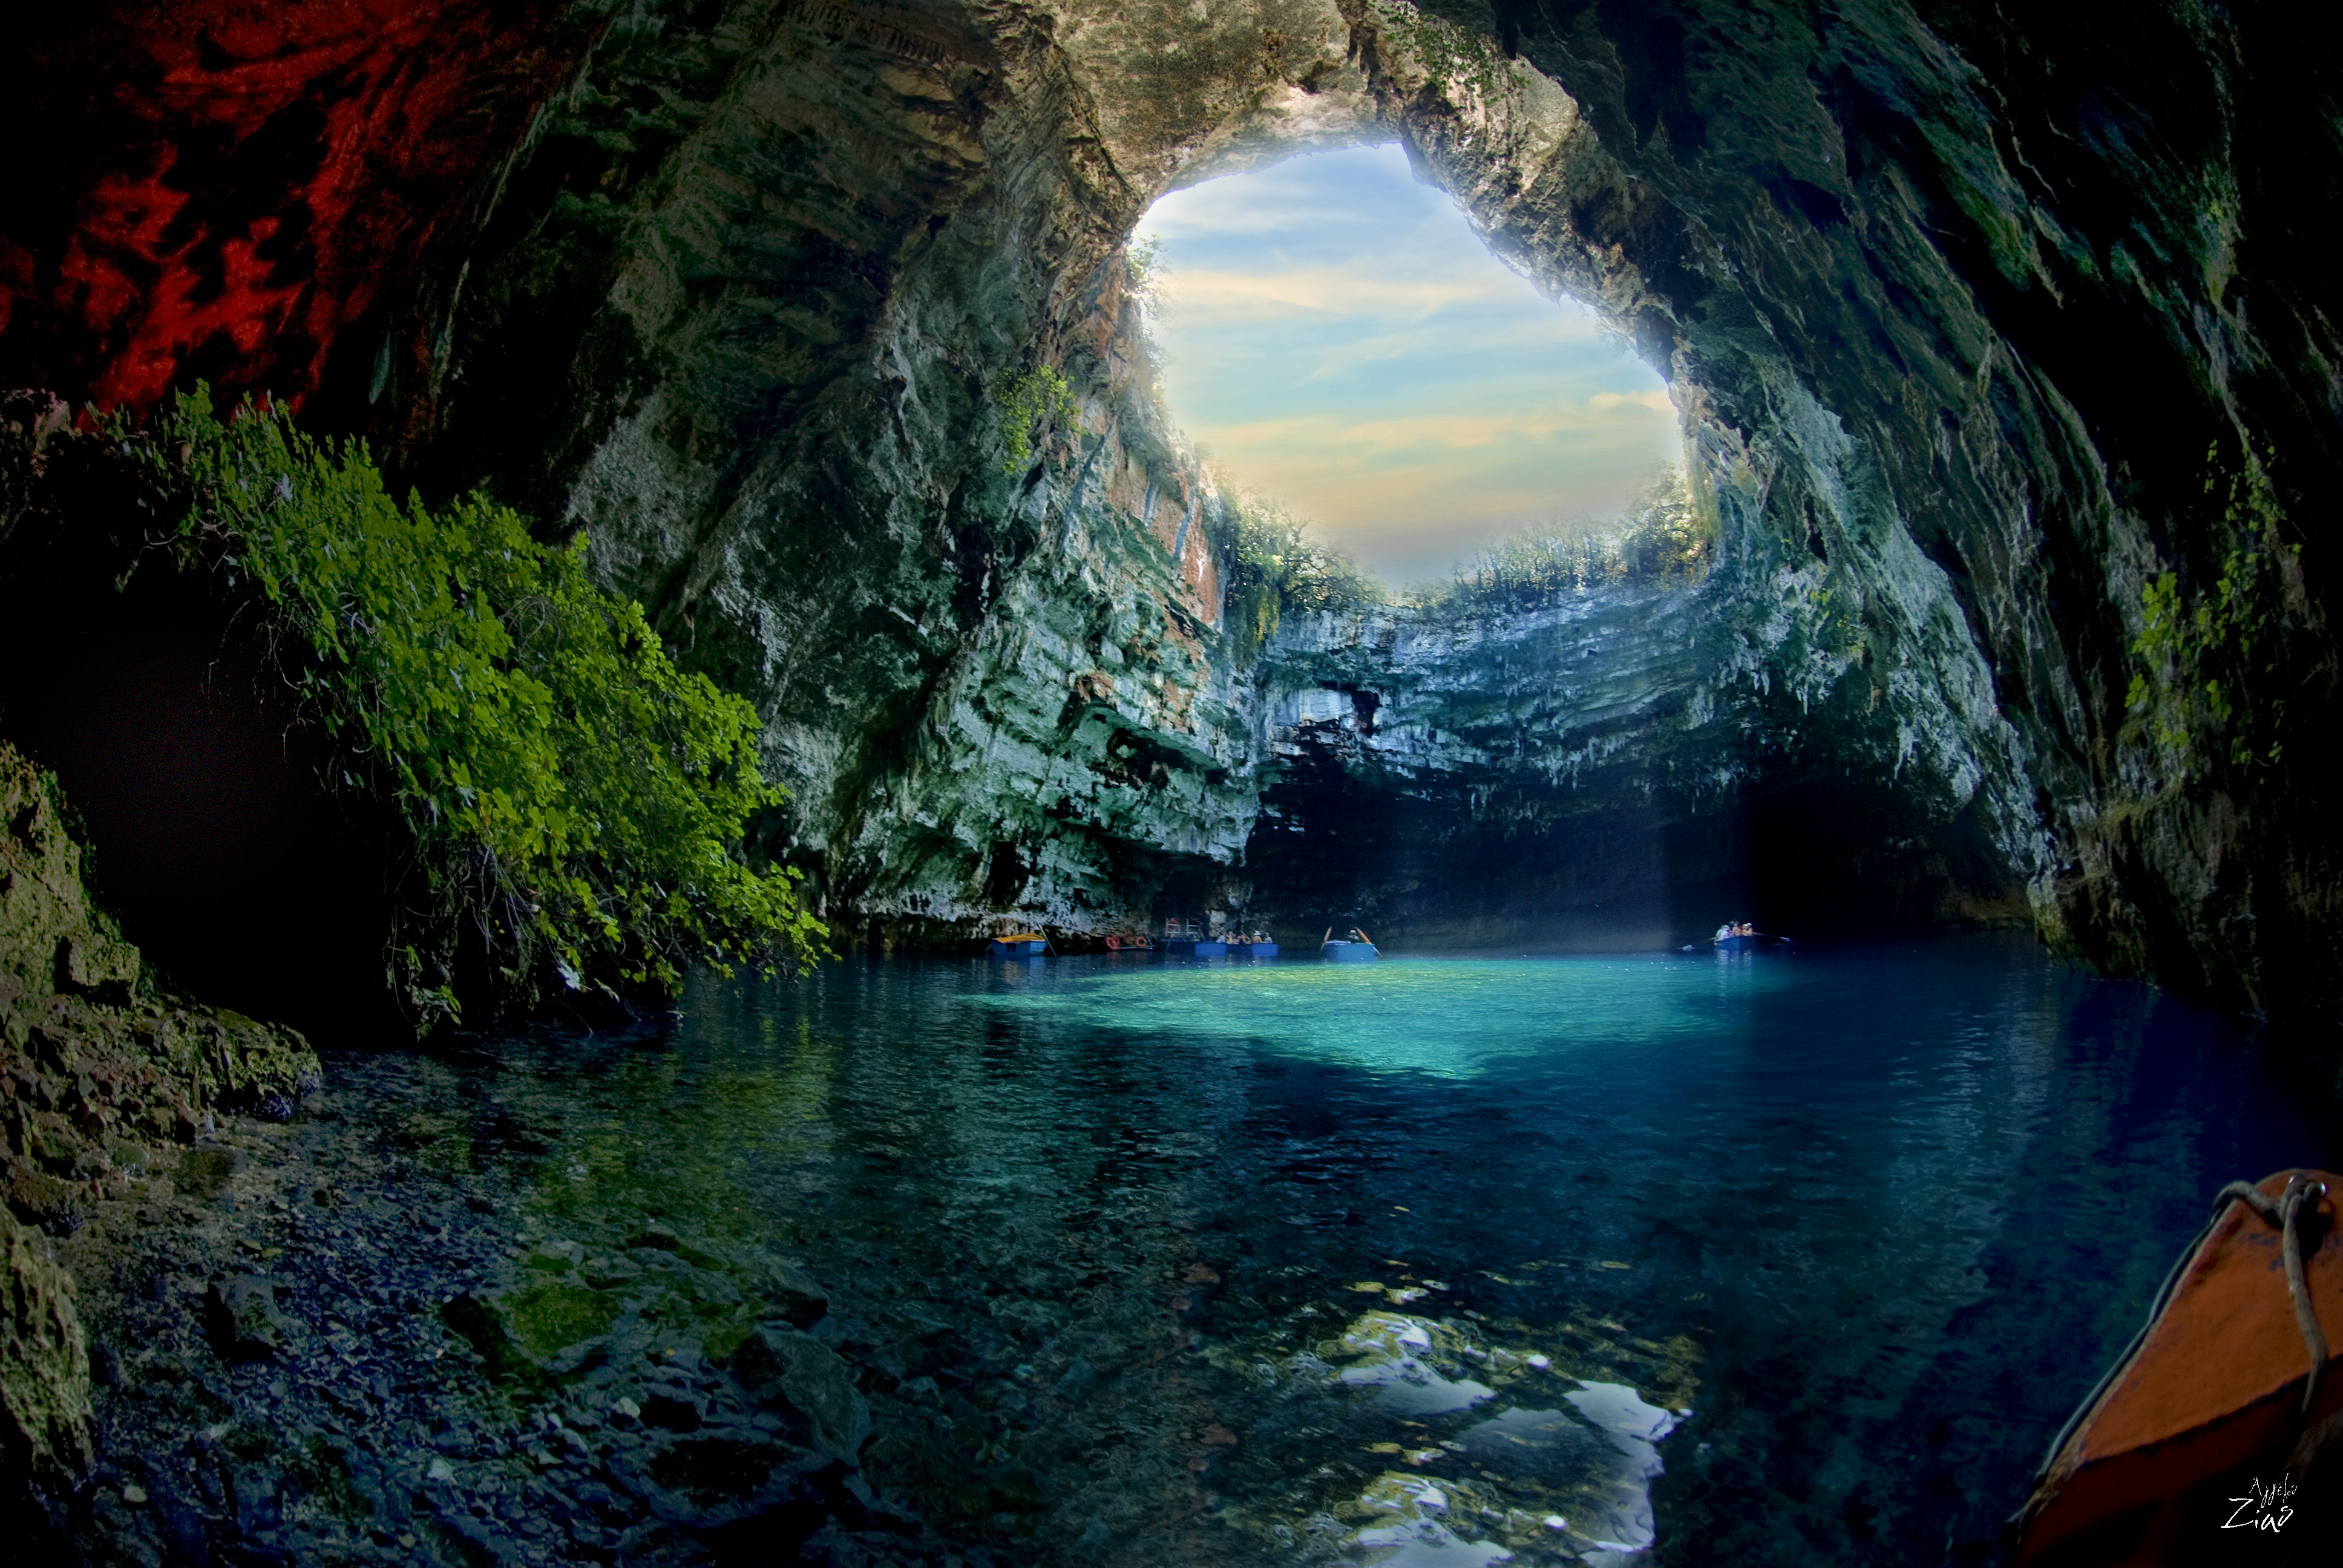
[454, 937, 2340, 1566]
[972, 954, 1766, 1077]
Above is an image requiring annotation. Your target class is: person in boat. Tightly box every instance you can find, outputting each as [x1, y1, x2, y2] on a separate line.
[1715, 922, 1732, 941]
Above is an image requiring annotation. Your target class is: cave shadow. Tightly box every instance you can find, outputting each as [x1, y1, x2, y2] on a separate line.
[1, 501, 411, 1043]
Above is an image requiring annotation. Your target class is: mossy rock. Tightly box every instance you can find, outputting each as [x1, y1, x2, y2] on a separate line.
[500, 1279, 620, 1361]
[623, 1223, 727, 1272]
[204, 1274, 291, 1361]
[1, 1206, 91, 1477]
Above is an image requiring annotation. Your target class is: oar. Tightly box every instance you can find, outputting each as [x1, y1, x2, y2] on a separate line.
[1323, 927, 1334, 946]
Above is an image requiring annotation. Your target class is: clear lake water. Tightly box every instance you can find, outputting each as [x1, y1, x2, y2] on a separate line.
[412, 935, 2343, 1566]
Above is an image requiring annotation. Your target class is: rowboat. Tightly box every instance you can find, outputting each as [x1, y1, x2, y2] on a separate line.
[985, 933, 1051, 958]
[1227, 939, 1279, 957]
[1712, 932, 1791, 951]
[2008, 1169, 2342, 1563]
[1322, 927, 1378, 962]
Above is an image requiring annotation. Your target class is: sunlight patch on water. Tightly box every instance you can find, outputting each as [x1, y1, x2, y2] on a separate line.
[969, 956, 1800, 1079]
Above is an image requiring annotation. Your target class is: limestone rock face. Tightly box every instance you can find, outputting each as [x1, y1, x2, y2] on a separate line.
[402, 0, 2343, 1022]
[1247, 563, 2024, 943]
[1386, 0, 2343, 1014]
[6, 3, 2341, 1028]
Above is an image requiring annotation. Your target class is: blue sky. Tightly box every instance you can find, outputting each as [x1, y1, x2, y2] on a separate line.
[1133, 145, 1681, 584]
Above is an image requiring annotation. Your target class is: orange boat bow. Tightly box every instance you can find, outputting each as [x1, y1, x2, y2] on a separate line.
[2013, 1169, 2342, 1563]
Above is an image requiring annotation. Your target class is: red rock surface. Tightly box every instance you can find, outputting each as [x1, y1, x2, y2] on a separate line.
[1, 1, 583, 416]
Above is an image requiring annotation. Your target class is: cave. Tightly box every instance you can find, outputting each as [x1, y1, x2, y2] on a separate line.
[5, 3, 2342, 1564]
[6, 0, 2337, 1015]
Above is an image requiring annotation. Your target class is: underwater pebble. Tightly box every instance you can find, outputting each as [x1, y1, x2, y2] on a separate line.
[1543, 1514, 1567, 1531]
[1525, 1354, 1550, 1370]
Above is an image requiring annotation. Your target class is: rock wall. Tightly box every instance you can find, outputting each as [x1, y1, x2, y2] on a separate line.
[5, 2, 2341, 1030]
[0, 742, 321, 1482]
[1244, 563, 2025, 947]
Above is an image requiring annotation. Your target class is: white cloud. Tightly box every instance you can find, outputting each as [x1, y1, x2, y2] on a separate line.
[1157, 264, 1521, 318]
[1203, 394, 1676, 457]
[1133, 145, 1681, 577]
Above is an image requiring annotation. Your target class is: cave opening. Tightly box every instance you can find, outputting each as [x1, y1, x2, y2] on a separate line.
[1133, 142, 1681, 585]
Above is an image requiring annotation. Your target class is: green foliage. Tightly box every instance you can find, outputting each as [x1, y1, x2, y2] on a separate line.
[1374, 0, 1513, 105]
[2126, 443, 2304, 775]
[1414, 468, 1708, 612]
[149, 390, 825, 1018]
[1215, 490, 1384, 656]
[1123, 234, 1163, 299]
[994, 366, 1081, 476]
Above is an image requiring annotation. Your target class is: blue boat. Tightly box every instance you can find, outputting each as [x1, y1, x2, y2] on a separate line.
[986, 933, 1052, 958]
[1227, 940, 1279, 957]
[1321, 927, 1379, 962]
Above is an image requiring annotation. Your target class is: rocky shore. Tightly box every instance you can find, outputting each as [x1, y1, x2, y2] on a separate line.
[3, 742, 318, 1485]
[27, 1041, 988, 1567]
[3, 743, 986, 1564]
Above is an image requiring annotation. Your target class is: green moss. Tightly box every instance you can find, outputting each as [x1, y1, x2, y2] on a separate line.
[993, 366, 1081, 475]
[701, 1316, 756, 1366]
[1214, 491, 1384, 657]
[1375, 0, 1513, 106]
[220, 1422, 273, 1462]
[624, 1227, 729, 1272]
[175, 1147, 237, 1200]
[285, 1434, 370, 1522]
[497, 1280, 620, 1361]
[128, 390, 827, 1018]
[2125, 444, 2303, 776]
[1, 1207, 91, 1477]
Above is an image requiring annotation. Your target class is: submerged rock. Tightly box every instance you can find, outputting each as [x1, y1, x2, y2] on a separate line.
[752, 1256, 831, 1328]
[731, 1321, 872, 1466]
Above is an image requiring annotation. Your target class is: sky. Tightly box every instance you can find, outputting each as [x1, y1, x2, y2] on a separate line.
[1133, 144, 1682, 584]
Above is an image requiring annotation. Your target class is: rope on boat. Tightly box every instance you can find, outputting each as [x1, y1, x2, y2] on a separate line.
[2024, 1171, 2331, 1491]
[2212, 1174, 2330, 1415]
